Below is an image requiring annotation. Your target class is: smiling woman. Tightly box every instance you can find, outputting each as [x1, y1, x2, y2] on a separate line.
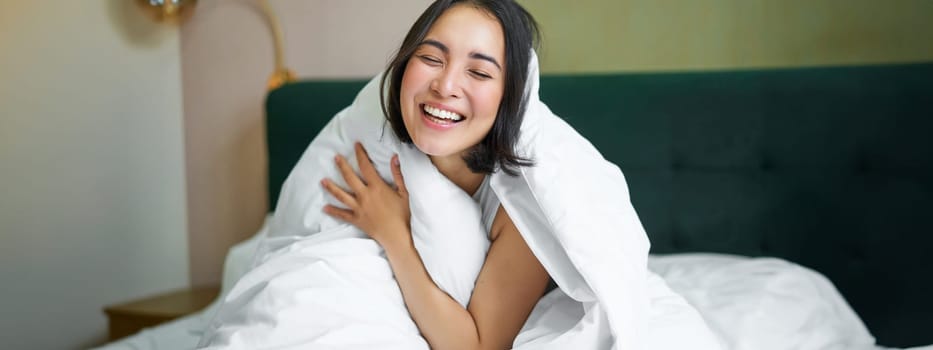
[396, 4, 508, 197]
[397, 5, 506, 163]
[382, 0, 538, 178]
[322, 2, 552, 349]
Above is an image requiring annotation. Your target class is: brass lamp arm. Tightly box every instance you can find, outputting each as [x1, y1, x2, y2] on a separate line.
[257, 0, 295, 90]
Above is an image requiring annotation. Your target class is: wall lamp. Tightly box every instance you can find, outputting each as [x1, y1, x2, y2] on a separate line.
[136, 0, 295, 90]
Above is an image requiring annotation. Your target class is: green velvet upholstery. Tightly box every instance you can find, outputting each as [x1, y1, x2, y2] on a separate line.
[265, 63, 933, 347]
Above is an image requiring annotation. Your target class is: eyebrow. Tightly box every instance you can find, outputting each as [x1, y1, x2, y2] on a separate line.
[419, 39, 502, 71]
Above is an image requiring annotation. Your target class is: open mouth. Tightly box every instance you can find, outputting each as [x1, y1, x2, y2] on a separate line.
[421, 104, 464, 126]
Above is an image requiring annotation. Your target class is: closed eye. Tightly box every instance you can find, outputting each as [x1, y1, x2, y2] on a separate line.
[470, 70, 492, 80]
[418, 55, 443, 66]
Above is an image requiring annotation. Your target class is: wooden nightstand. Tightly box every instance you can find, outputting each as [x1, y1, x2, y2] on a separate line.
[103, 285, 219, 341]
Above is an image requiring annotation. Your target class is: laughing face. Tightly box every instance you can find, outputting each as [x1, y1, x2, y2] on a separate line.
[399, 4, 505, 162]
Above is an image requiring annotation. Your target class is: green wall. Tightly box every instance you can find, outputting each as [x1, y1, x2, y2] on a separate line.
[517, 0, 933, 73]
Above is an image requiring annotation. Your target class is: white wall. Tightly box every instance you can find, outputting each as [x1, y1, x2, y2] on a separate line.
[0, 1, 189, 349]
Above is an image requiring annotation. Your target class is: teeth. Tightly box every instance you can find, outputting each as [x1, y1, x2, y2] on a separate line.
[423, 105, 463, 121]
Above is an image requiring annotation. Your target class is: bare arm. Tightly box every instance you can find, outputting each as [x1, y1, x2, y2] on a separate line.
[383, 205, 549, 350]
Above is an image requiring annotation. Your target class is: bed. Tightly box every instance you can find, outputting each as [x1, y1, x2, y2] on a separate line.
[96, 62, 933, 349]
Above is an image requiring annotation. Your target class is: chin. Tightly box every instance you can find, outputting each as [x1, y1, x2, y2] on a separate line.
[413, 140, 450, 157]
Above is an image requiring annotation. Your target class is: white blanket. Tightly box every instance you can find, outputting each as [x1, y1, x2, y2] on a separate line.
[198, 54, 721, 349]
[94, 241, 926, 350]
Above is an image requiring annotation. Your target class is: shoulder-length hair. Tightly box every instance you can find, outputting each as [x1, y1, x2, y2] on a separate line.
[380, 0, 540, 176]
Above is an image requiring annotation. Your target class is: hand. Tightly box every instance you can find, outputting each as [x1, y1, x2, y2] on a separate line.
[322, 142, 411, 246]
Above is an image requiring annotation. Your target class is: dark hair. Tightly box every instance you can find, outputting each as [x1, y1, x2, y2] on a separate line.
[380, 0, 540, 176]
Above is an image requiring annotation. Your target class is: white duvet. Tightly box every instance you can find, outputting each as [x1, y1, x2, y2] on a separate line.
[193, 53, 720, 349]
[94, 233, 915, 350]
[94, 218, 923, 350]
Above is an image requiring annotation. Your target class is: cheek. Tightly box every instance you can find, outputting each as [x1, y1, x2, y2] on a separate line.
[399, 70, 421, 131]
[475, 86, 504, 123]
[400, 63, 430, 102]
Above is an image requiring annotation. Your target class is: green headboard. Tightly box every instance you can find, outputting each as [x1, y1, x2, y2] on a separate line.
[265, 63, 933, 347]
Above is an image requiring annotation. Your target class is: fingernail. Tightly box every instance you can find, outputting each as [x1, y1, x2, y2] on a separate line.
[393, 155, 399, 166]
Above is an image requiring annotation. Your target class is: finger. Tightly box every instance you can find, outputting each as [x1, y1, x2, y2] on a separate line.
[354, 142, 381, 183]
[321, 178, 358, 208]
[323, 204, 355, 223]
[335, 154, 366, 191]
[391, 154, 407, 196]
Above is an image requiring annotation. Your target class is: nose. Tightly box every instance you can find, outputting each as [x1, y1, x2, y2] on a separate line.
[430, 68, 462, 99]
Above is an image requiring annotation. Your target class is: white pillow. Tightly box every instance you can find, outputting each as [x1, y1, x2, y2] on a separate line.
[648, 253, 876, 350]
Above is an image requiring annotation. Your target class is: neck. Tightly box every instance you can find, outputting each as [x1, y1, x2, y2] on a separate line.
[430, 154, 485, 196]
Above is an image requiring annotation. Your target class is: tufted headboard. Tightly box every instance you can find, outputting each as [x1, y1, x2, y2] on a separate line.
[264, 63, 933, 347]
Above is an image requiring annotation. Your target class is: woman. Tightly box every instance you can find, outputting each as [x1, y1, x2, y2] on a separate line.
[201, 1, 720, 349]
[320, 1, 550, 349]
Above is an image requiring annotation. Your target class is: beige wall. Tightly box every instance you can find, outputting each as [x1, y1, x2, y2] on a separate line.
[181, 0, 933, 286]
[0, 1, 188, 348]
[181, 0, 432, 286]
[519, 0, 933, 73]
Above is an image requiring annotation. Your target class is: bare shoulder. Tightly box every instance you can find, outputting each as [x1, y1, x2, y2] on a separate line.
[489, 204, 514, 241]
